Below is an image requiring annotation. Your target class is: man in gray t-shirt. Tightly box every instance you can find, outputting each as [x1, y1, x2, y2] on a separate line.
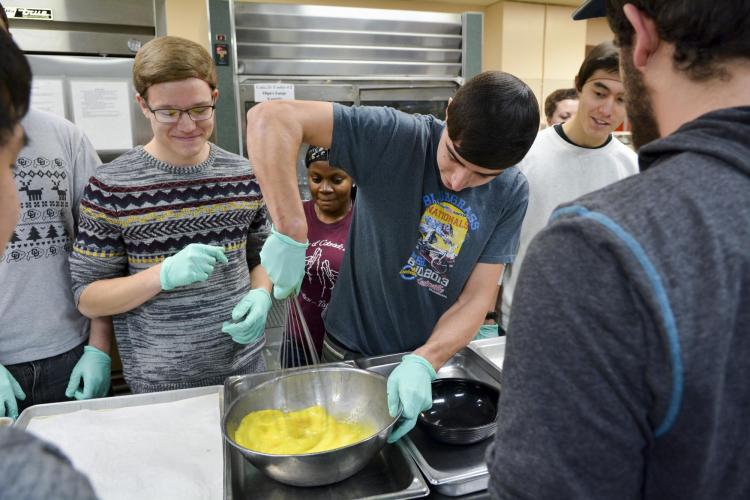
[247, 71, 540, 442]
[0, 108, 111, 420]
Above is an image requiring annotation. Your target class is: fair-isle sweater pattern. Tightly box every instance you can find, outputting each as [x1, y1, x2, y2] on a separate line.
[70, 145, 269, 393]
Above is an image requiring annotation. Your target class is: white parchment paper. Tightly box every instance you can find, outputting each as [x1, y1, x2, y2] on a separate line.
[25, 393, 222, 500]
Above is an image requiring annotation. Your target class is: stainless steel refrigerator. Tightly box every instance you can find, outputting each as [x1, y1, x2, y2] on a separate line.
[7, 0, 163, 162]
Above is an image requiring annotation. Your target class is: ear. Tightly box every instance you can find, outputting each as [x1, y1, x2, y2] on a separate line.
[212, 88, 219, 103]
[623, 4, 660, 70]
[135, 94, 150, 119]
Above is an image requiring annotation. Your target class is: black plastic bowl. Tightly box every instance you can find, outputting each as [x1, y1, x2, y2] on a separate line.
[418, 378, 500, 445]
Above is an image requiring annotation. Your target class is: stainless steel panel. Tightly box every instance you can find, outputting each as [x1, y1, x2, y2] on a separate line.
[223, 367, 430, 499]
[233, 3, 462, 79]
[5, 0, 155, 26]
[237, 44, 461, 64]
[13, 28, 153, 56]
[239, 81, 357, 104]
[239, 60, 462, 78]
[357, 348, 501, 497]
[234, 3, 460, 34]
[236, 28, 461, 50]
[234, 12, 459, 36]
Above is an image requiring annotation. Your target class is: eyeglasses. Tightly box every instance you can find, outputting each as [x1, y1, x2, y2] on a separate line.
[145, 101, 216, 123]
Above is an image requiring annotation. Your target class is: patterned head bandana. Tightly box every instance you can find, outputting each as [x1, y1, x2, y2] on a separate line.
[305, 146, 329, 168]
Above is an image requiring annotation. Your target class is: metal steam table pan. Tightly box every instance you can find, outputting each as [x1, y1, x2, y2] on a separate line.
[356, 347, 503, 497]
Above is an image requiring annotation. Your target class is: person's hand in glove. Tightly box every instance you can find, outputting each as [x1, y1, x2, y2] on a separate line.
[65, 346, 111, 400]
[386, 354, 437, 443]
[474, 324, 499, 340]
[0, 363, 26, 420]
[260, 228, 308, 299]
[160, 243, 228, 291]
[222, 288, 272, 344]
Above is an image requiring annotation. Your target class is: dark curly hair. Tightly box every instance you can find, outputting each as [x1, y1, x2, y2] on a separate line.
[606, 0, 750, 81]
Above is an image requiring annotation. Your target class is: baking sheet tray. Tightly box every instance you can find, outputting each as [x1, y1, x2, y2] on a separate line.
[357, 347, 503, 497]
[14, 385, 224, 499]
[223, 364, 430, 500]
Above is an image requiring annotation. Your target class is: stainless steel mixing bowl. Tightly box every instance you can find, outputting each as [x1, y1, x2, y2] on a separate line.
[222, 365, 400, 487]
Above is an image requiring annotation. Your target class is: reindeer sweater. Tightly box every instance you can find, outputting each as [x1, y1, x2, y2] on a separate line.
[69, 145, 270, 393]
[0, 109, 100, 365]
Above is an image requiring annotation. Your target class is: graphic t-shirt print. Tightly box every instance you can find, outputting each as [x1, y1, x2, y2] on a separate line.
[400, 192, 479, 297]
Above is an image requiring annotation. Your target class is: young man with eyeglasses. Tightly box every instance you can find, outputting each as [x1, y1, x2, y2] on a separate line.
[69, 36, 272, 393]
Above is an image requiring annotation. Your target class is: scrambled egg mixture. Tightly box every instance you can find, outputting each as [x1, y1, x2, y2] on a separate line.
[234, 405, 375, 454]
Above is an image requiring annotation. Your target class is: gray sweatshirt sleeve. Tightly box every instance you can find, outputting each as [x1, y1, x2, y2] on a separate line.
[0, 428, 98, 500]
[487, 216, 672, 499]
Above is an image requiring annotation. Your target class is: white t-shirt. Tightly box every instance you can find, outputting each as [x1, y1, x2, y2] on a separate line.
[500, 126, 638, 330]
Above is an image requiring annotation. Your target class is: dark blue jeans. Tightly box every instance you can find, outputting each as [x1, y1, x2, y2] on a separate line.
[5, 343, 85, 414]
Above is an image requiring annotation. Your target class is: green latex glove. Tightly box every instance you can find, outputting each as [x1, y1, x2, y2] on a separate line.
[0, 363, 26, 420]
[222, 288, 272, 344]
[260, 228, 309, 300]
[386, 354, 437, 443]
[160, 243, 228, 291]
[65, 346, 111, 400]
[474, 324, 499, 340]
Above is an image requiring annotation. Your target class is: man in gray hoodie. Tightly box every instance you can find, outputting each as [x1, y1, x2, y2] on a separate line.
[488, 1, 750, 498]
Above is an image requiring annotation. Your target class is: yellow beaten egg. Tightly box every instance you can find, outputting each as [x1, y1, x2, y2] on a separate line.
[234, 405, 375, 455]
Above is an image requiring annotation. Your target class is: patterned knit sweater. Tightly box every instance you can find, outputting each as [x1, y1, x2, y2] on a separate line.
[70, 145, 269, 393]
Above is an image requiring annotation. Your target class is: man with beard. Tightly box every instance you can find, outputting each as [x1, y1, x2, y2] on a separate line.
[487, 1, 750, 499]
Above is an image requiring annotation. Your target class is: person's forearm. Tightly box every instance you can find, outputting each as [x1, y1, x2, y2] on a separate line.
[78, 265, 162, 318]
[415, 263, 504, 370]
[87, 316, 114, 355]
[250, 264, 272, 293]
[246, 101, 307, 242]
[414, 298, 486, 371]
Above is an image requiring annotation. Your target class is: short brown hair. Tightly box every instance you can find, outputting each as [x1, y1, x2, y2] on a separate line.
[447, 71, 539, 170]
[574, 41, 620, 91]
[133, 36, 217, 98]
[606, 0, 750, 82]
[544, 88, 578, 120]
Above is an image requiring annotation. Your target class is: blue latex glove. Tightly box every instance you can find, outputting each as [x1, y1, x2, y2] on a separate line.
[0, 363, 26, 420]
[65, 346, 111, 400]
[386, 354, 437, 443]
[260, 228, 309, 300]
[474, 324, 499, 340]
[160, 243, 228, 291]
[222, 288, 272, 344]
